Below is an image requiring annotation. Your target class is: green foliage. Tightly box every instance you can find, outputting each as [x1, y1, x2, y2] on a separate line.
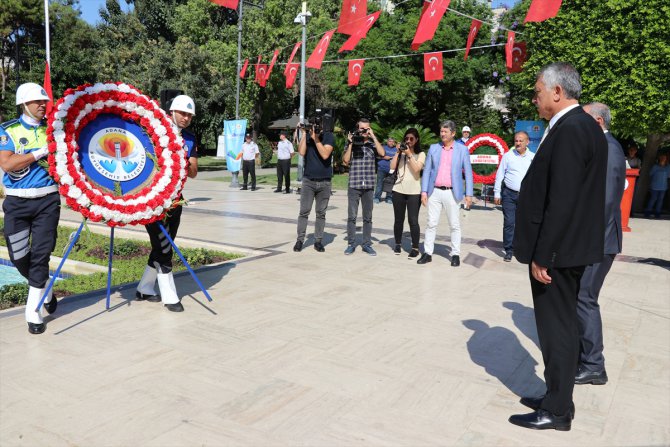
[255, 134, 273, 167]
[0, 282, 29, 309]
[105, 239, 143, 258]
[386, 124, 439, 151]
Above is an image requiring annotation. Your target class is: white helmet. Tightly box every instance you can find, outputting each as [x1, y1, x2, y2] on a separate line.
[169, 95, 196, 116]
[16, 82, 51, 105]
[462, 126, 471, 132]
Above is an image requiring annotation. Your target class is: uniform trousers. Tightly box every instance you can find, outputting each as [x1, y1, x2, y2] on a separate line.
[423, 188, 461, 256]
[276, 158, 291, 191]
[242, 159, 256, 188]
[144, 205, 182, 273]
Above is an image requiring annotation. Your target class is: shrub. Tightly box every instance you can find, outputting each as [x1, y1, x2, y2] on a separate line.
[0, 283, 28, 310]
[256, 134, 274, 167]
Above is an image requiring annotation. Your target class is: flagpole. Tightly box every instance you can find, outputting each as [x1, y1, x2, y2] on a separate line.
[235, 0, 243, 119]
[298, 2, 310, 126]
[44, 0, 50, 65]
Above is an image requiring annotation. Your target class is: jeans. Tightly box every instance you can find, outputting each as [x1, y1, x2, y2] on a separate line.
[242, 159, 256, 188]
[501, 185, 518, 254]
[392, 192, 421, 247]
[374, 169, 392, 201]
[347, 187, 374, 246]
[276, 158, 291, 191]
[645, 189, 666, 217]
[297, 178, 332, 242]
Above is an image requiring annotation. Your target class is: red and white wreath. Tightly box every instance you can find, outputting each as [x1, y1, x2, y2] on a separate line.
[466, 133, 510, 184]
[46, 82, 188, 227]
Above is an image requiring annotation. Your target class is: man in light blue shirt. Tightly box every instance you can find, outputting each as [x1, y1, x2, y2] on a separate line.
[494, 131, 534, 261]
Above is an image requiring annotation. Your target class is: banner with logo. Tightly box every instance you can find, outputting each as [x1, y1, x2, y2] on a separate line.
[515, 120, 545, 153]
[224, 119, 247, 173]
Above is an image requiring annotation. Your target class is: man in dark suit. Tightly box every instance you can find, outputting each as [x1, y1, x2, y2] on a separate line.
[509, 62, 608, 431]
[575, 102, 626, 385]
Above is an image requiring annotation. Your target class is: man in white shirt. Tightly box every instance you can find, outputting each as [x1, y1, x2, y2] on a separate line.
[241, 133, 259, 191]
[493, 131, 535, 261]
[274, 131, 295, 194]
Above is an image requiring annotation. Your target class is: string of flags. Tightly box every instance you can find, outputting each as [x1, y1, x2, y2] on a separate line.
[209, 0, 562, 88]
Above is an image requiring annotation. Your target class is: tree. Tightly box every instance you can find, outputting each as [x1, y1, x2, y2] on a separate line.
[504, 0, 670, 211]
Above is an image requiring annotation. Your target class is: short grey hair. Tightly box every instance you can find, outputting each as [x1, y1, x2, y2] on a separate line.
[440, 120, 456, 132]
[537, 62, 582, 100]
[584, 102, 612, 130]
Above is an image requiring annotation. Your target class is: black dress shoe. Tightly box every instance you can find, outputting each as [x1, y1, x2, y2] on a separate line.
[284, 189, 292, 194]
[520, 397, 575, 420]
[44, 297, 58, 314]
[393, 244, 401, 255]
[417, 253, 432, 264]
[251, 187, 257, 191]
[314, 241, 325, 252]
[165, 302, 184, 312]
[509, 409, 571, 431]
[575, 366, 608, 385]
[28, 322, 46, 334]
[293, 240, 303, 252]
[136, 291, 161, 303]
[451, 255, 460, 267]
[274, 189, 283, 193]
[240, 186, 248, 190]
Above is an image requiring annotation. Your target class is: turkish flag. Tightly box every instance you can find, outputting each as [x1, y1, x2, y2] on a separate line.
[508, 41, 527, 73]
[285, 42, 301, 74]
[208, 0, 239, 9]
[256, 64, 269, 87]
[348, 59, 365, 86]
[43, 61, 53, 115]
[265, 49, 280, 81]
[463, 19, 482, 61]
[254, 55, 262, 82]
[239, 58, 249, 78]
[338, 0, 367, 35]
[505, 31, 515, 71]
[524, 0, 563, 23]
[285, 63, 300, 88]
[306, 30, 336, 69]
[424, 52, 443, 82]
[338, 11, 380, 53]
[411, 0, 451, 51]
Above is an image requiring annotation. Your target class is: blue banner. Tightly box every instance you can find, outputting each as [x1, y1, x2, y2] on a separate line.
[78, 114, 156, 195]
[515, 120, 546, 153]
[224, 119, 247, 173]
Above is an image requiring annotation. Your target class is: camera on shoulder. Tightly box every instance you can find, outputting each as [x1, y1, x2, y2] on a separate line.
[302, 108, 334, 135]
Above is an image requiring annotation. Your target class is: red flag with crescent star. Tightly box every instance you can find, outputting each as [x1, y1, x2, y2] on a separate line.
[254, 55, 262, 82]
[348, 59, 365, 86]
[239, 58, 249, 78]
[208, 0, 239, 9]
[508, 41, 527, 73]
[285, 42, 302, 74]
[411, 0, 451, 51]
[338, 11, 380, 53]
[464, 19, 482, 61]
[338, 0, 368, 35]
[285, 63, 300, 88]
[424, 52, 443, 82]
[505, 31, 515, 71]
[256, 64, 269, 87]
[306, 30, 336, 69]
[524, 0, 563, 23]
[264, 49, 280, 81]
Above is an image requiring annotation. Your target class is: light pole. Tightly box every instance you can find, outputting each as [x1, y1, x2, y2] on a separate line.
[235, 1, 244, 119]
[293, 2, 311, 191]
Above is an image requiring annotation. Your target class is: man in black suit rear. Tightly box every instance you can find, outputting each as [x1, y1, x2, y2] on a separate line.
[509, 62, 608, 431]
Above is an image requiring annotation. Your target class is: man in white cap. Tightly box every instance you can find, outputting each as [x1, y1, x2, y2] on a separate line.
[0, 82, 58, 334]
[459, 126, 471, 145]
[135, 94, 198, 312]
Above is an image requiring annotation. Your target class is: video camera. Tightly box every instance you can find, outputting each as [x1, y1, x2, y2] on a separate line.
[302, 108, 334, 135]
[397, 142, 408, 152]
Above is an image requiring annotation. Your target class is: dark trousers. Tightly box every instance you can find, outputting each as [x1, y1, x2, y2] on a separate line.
[577, 254, 615, 371]
[501, 185, 518, 254]
[392, 192, 421, 247]
[347, 187, 374, 246]
[297, 178, 331, 243]
[144, 205, 182, 273]
[242, 160, 256, 188]
[530, 265, 585, 416]
[645, 189, 666, 216]
[2, 193, 60, 288]
[374, 169, 392, 201]
[276, 158, 291, 191]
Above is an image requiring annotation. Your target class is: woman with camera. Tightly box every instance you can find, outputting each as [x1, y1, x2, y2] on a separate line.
[389, 128, 425, 258]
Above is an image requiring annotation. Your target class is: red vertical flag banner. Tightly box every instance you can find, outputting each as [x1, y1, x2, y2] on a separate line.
[411, 0, 451, 51]
[338, 11, 380, 53]
[463, 19, 482, 61]
[265, 49, 280, 81]
[505, 31, 515, 71]
[285, 42, 302, 74]
[256, 64, 269, 87]
[508, 41, 527, 73]
[306, 30, 336, 69]
[338, 0, 368, 35]
[285, 63, 300, 88]
[423, 52, 443, 82]
[348, 59, 365, 86]
[239, 58, 249, 78]
[43, 61, 53, 115]
[524, 0, 563, 23]
[254, 55, 262, 82]
[208, 0, 239, 9]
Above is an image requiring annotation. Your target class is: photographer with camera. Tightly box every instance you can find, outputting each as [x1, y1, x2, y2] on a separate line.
[293, 122, 335, 253]
[342, 118, 386, 256]
[389, 128, 426, 258]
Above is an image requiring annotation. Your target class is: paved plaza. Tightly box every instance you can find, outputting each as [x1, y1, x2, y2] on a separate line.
[1, 171, 669, 446]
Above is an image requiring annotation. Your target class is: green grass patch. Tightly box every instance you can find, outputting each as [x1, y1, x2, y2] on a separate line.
[206, 172, 351, 190]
